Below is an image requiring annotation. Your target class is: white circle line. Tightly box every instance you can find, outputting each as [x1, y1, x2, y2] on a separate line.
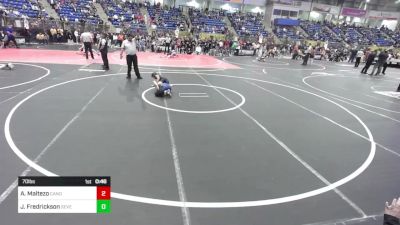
[251, 59, 290, 65]
[370, 85, 395, 91]
[4, 71, 376, 208]
[335, 63, 355, 67]
[141, 84, 246, 114]
[303, 74, 400, 114]
[0, 63, 51, 90]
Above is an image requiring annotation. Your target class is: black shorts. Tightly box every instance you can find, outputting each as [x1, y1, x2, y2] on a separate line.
[155, 90, 164, 97]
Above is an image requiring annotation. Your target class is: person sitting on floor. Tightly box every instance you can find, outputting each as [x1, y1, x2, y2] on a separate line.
[154, 81, 172, 97]
[151, 72, 171, 97]
[151, 72, 169, 85]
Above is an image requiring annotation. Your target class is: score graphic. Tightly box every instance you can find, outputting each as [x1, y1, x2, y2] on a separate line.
[97, 186, 111, 213]
[18, 177, 111, 214]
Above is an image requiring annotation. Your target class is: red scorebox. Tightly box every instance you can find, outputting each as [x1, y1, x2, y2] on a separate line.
[97, 186, 111, 200]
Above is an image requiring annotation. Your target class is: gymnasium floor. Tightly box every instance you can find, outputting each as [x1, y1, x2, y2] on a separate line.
[0, 48, 399, 225]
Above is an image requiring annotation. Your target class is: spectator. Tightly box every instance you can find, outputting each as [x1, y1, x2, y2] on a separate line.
[382, 52, 392, 75]
[117, 33, 124, 47]
[3, 27, 19, 48]
[36, 32, 44, 44]
[302, 45, 312, 65]
[370, 50, 388, 76]
[292, 44, 299, 60]
[348, 47, 357, 63]
[74, 30, 79, 43]
[355, 49, 364, 68]
[361, 50, 377, 74]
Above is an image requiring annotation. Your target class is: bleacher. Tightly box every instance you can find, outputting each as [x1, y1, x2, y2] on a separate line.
[382, 28, 400, 47]
[101, 0, 146, 33]
[329, 25, 369, 45]
[147, 5, 186, 32]
[393, 32, 400, 47]
[54, 0, 100, 24]
[356, 27, 394, 46]
[0, 0, 47, 18]
[269, 20, 399, 47]
[326, 24, 397, 46]
[300, 21, 341, 43]
[274, 25, 301, 41]
[189, 9, 226, 34]
[227, 12, 267, 38]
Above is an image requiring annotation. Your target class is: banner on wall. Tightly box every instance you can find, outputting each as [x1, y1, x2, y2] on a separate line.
[272, 0, 293, 6]
[216, 0, 242, 3]
[341, 7, 367, 17]
[243, 0, 265, 6]
[368, 10, 399, 20]
[311, 3, 340, 15]
[273, 0, 310, 11]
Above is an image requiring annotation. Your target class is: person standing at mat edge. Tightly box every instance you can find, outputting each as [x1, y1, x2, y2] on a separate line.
[120, 35, 142, 79]
[302, 45, 312, 66]
[382, 52, 392, 75]
[370, 50, 389, 76]
[354, 49, 364, 68]
[80, 31, 94, 60]
[361, 50, 376, 74]
[99, 33, 109, 70]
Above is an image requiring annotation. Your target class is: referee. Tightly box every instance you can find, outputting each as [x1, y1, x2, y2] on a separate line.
[98, 33, 109, 70]
[120, 35, 142, 79]
[80, 31, 94, 60]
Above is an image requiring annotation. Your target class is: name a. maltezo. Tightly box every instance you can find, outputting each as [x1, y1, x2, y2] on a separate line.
[20, 191, 62, 196]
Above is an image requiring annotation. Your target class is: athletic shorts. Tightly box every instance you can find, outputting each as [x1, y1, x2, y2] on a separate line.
[155, 90, 164, 97]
